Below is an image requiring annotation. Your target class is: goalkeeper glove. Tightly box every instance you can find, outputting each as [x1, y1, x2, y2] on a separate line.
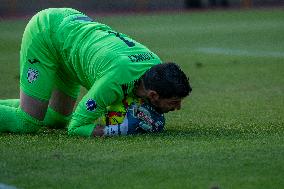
[124, 102, 165, 134]
[103, 102, 165, 136]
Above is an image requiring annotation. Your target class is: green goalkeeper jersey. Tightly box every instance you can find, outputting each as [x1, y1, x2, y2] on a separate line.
[47, 9, 162, 136]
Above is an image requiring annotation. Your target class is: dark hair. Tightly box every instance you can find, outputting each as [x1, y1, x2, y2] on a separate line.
[142, 62, 192, 98]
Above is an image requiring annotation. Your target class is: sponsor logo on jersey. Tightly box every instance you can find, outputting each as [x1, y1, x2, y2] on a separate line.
[27, 68, 39, 83]
[86, 99, 97, 111]
[128, 52, 155, 63]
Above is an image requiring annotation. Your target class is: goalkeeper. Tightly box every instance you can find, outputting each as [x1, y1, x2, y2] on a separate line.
[0, 8, 192, 137]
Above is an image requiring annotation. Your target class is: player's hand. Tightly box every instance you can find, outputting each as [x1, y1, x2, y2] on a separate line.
[119, 103, 140, 134]
[122, 102, 165, 134]
[136, 103, 165, 133]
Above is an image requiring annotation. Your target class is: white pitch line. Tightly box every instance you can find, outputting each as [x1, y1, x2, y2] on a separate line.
[0, 183, 18, 189]
[196, 47, 284, 58]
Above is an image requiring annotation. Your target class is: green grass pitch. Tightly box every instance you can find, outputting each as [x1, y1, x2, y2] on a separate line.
[0, 8, 284, 189]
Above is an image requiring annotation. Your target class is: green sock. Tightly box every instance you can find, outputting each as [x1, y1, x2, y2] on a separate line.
[0, 104, 42, 133]
[44, 107, 72, 129]
[0, 99, 71, 129]
[0, 99, 20, 108]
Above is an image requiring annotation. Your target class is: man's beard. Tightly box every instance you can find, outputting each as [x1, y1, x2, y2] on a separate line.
[145, 98, 163, 114]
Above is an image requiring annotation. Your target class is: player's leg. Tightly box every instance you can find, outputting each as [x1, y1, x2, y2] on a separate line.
[0, 90, 78, 130]
[20, 91, 48, 120]
[44, 73, 80, 129]
[0, 9, 58, 133]
[0, 89, 50, 134]
[44, 90, 76, 129]
[0, 91, 76, 130]
[0, 86, 79, 130]
[0, 101, 44, 133]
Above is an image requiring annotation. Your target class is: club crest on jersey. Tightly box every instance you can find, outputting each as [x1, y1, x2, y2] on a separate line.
[86, 99, 97, 111]
[27, 68, 39, 83]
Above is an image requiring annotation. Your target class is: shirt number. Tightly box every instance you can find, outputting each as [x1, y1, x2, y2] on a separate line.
[108, 31, 135, 47]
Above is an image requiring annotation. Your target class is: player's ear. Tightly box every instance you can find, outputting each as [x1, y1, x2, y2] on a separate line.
[147, 90, 159, 101]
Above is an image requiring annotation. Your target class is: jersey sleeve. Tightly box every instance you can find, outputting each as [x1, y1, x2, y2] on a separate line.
[68, 76, 123, 137]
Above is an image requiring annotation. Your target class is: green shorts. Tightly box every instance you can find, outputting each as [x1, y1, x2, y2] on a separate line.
[19, 8, 82, 101]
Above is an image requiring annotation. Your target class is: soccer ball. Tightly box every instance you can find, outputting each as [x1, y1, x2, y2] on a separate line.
[95, 96, 143, 126]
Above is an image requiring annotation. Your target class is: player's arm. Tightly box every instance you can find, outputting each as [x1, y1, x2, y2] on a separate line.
[68, 76, 122, 137]
[68, 81, 165, 138]
[67, 76, 160, 138]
